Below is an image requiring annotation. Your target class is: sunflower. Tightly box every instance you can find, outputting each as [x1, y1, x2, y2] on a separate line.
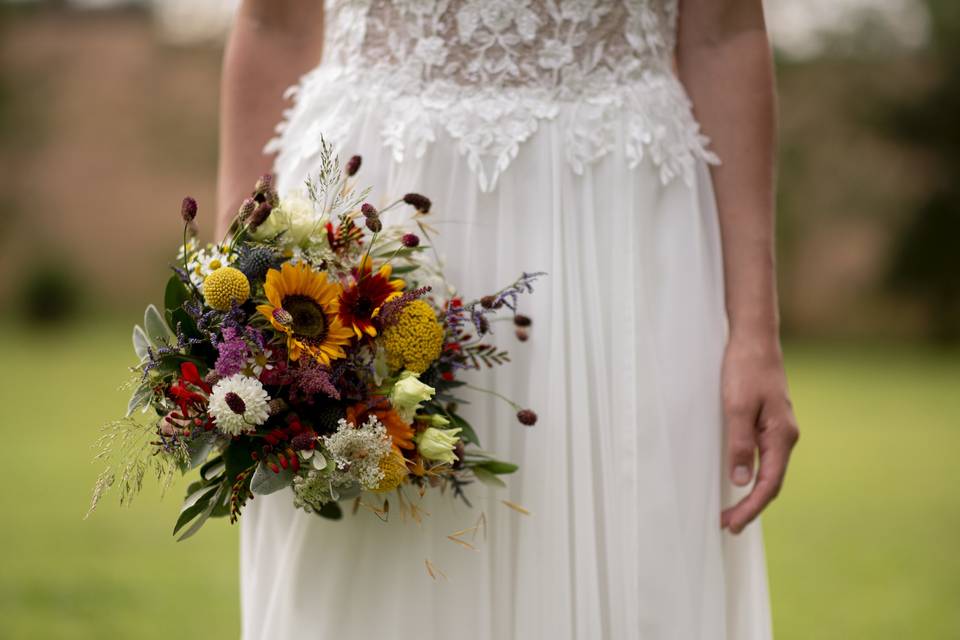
[338, 258, 404, 338]
[256, 262, 355, 366]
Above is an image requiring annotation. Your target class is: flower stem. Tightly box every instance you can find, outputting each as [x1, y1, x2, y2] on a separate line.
[462, 383, 521, 412]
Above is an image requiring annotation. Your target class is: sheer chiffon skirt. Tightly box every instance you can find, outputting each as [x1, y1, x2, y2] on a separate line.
[240, 103, 773, 640]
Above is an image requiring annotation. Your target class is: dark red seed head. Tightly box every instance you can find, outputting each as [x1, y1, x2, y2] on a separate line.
[401, 233, 420, 248]
[402, 193, 432, 213]
[516, 409, 538, 426]
[180, 196, 198, 223]
[345, 155, 362, 176]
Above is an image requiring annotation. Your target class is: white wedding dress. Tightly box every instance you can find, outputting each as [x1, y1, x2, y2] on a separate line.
[241, 1, 772, 638]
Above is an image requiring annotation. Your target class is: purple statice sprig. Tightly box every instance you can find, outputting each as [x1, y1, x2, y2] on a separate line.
[140, 322, 205, 382]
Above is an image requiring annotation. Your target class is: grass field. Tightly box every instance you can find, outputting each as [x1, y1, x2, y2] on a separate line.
[0, 323, 957, 639]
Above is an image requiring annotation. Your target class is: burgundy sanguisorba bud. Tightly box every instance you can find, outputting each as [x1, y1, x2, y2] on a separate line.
[360, 203, 378, 218]
[345, 155, 362, 177]
[515, 327, 529, 342]
[365, 216, 383, 233]
[516, 409, 538, 426]
[249, 202, 273, 230]
[402, 193, 432, 213]
[480, 295, 497, 309]
[238, 197, 256, 222]
[180, 196, 198, 223]
[254, 174, 273, 194]
[514, 314, 532, 327]
[401, 233, 420, 248]
[224, 392, 247, 416]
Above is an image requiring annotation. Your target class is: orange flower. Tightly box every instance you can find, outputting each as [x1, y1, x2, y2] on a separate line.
[346, 401, 415, 451]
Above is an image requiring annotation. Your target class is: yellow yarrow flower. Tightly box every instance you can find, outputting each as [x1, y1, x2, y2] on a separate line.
[372, 450, 409, 493]
[203, 267, 250, 311]
[383, 299, 443, 373]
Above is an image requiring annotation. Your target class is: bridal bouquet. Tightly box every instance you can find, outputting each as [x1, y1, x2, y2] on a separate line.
[88, 146, 540, 540]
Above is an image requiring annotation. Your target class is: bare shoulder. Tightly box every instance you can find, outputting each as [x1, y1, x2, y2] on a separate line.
[239, 0, 324, 32]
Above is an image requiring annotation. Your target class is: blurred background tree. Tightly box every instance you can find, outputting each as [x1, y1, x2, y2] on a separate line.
[886, 0, 960, 341]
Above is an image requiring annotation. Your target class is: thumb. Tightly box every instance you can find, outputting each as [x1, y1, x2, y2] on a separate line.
[725, 398, 758, 486]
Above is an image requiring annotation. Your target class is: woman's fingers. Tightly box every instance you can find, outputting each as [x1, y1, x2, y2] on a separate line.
[721, 400, 799, 533]
[724, 393, 759, 487]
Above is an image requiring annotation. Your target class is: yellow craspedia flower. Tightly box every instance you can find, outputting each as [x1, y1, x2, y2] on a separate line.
[203, 266, 250, 311]
[383, 299, 443, 373]
[373, 450, 409, 493]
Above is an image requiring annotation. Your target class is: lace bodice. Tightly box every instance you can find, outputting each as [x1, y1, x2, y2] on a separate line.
[270, 0, 718, 191]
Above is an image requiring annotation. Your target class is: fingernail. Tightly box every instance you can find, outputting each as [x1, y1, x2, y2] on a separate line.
[733, 465, 751, 485]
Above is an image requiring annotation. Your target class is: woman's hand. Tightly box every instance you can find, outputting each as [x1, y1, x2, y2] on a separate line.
[720, 335, 799, 534]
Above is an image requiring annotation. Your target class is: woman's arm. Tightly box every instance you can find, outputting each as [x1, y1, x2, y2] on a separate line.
[676, 0, 799, 534]
[216, 0, 324, 234]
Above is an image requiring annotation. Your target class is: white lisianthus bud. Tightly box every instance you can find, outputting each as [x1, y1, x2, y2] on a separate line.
[416, 427, 463, 465]
[389, 371, 435, 422]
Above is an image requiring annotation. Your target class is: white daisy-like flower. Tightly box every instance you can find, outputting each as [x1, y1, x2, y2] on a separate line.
[322, 416, 392, 490]
[245, 347, 275, 377]
[186, 243, 235, 291]
[208, 374, 271, 435]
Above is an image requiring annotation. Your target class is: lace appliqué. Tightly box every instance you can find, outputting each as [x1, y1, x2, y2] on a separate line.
[268, 0, 718, 192]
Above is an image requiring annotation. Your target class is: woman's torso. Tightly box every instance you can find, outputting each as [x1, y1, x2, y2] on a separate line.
[272, 0, 716, 192]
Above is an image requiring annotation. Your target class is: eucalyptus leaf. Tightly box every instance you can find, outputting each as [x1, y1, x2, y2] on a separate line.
[132, 325, 151, 361]
[200, 456, 226, 481]
[144, 304, 176, 345]
[250, 462, 294, 495]
[173, 484, 219, 536]
[186, 432, 218, 469]
[125, 383, 153, 417]
[177, 485, 222, 541]
[473, 467, 506, 488]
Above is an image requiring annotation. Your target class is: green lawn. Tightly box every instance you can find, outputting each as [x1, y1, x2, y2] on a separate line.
[0, 324, 957, 639]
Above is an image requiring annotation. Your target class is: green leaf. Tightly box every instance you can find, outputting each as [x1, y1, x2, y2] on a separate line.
[176, 485, 223, 541]
[250, 461, 294, 495]
[132, 325, 151, 361]
[472, 467, 506, 488]
[170, 307, 199, 340]
[446, 411, 480, 446]
[472, 460, 519, 475]
[144, 304, 176, 345]
[125, 383, 153, 417]
[185, 432, 217, 470]
[173, 483, 219, 536]
[223, 439, 256, 484]
[389, 264, 421, 275]
[199, 455, 225, 481]
[318, 502, 342, 520]
[164, 275, 191, 316]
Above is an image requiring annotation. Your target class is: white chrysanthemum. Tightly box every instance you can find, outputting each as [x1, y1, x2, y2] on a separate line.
[208, 374, 270, 435]
[322, 416, 392, 490]
[186, 243, 235, 291]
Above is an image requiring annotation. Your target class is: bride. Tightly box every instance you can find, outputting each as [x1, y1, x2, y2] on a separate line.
[216, 1, 799, 638]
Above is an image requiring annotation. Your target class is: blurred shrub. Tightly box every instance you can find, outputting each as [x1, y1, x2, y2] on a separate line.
[886, 0, 960, 341]
[14, 257, 86, 325]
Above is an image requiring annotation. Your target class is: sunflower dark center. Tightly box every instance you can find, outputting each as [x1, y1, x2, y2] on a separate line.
[282, 295, 328, 339]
